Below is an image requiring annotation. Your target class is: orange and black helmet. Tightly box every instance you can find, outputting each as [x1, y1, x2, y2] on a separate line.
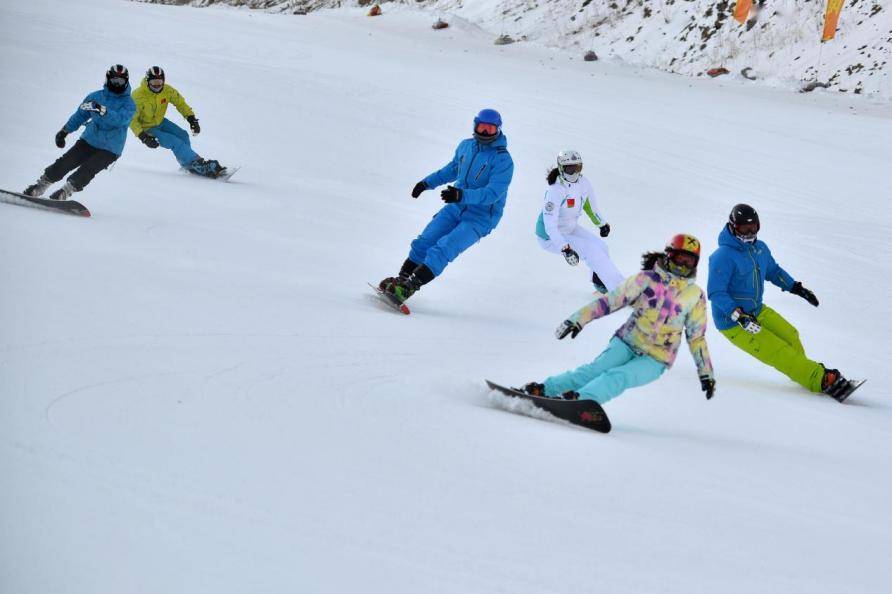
[664, 234, 700, 277]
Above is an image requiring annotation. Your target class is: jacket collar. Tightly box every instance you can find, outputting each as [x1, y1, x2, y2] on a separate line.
[472, 132, 508, 150]
[718, 224, 750, 251]
[103, 82, 132, 97]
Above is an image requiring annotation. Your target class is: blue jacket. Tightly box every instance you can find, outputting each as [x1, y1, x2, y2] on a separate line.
[63, 85, 136, 156]
[422, 133, 514, 233]
[707, 225, 796, 330]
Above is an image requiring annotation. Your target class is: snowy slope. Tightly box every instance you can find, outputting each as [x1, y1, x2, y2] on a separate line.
[138, 0, 892, 97]
[2, 1, 892, 593]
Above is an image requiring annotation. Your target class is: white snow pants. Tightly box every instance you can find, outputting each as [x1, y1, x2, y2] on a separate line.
[538, 227, 625, 291]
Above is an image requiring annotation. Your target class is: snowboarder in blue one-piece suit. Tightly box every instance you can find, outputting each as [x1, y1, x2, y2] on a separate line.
[378, 108, 514, 303]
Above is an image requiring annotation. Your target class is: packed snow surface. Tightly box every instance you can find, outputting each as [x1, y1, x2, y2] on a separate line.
[2, 1, 891, 593]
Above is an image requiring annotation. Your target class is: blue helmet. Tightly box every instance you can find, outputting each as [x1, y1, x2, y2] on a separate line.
[473, 108, 502, 143]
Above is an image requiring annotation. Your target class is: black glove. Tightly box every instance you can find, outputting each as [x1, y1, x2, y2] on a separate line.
[731, 308, 761, 334]
[791, 281, 819, 307]
[80, 100, 106, 116]
[187, 115, 200, 134]
[138, 131, 160, 149]
[700, 375, 716, 400]
[600, 223, 611, 238]
[55, 129, 68, 148]
[441, 185, 462, 203]
[555, 319, 582, 340]
[561, 245, 579, 266]
[411, 181, 427, 198]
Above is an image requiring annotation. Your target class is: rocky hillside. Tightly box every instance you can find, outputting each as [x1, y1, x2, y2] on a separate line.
[135, 0, 891, 97]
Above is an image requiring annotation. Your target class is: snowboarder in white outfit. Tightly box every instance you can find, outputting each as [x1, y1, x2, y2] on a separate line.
[535, 150, 624, 292]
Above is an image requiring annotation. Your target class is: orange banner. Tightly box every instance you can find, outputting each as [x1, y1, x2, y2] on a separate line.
[733, 0, 752, 24]
[822, 0, 845, 41]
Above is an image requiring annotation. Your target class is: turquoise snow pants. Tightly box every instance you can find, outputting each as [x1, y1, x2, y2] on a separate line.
[544, 336, 667, 404]
[147, 118, 198, 167]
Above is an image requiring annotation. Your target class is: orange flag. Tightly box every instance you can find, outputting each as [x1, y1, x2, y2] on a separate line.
[733, 0, 752, 24]
[822, 0, 845, 41]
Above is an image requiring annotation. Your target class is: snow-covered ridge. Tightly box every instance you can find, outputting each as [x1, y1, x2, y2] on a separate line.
[136, 0, 890, 97]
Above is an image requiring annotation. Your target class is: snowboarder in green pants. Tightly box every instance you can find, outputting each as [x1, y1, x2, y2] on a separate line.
[707, 204, 855, 401]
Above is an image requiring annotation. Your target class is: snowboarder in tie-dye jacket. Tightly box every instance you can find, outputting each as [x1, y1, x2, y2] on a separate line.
[523, 234, 716, 404]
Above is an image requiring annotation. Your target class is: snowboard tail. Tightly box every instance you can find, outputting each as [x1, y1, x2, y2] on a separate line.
[0, 188, 91, 217]
[486, 380, 611, 433]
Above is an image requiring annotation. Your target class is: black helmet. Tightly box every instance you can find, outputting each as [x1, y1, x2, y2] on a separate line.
[105, 64, 129, 94]
[146, 66, 165, 93]
[729, 203, 760, 243]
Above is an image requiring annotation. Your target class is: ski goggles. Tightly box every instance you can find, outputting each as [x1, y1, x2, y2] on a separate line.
[474, 122, 498, 136]
[733, 221, 759, 237]
[560, 163, 582, 175]
[666, 250, 698, 277]
[147, 78, 164, 91]
[108, 76, 127, 87]
[668, 250, 698, 268]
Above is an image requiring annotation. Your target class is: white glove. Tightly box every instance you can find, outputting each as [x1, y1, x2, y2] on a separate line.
[561, 245, 579, 266]
[555, 320, 582, 340]
[731, 308, 761, 334]
[80, 101, 107, 116]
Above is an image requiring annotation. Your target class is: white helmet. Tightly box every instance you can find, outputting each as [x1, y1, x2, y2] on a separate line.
[557, 150, 583, 183]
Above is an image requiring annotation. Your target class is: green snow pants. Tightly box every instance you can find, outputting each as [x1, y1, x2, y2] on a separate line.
[720, 305, 825, 393]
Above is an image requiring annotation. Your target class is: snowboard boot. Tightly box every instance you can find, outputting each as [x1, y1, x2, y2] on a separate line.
[821, 368, 850, 402]
[380, 258, 422, 291]
[48, 181, 75, 201]
[378, 276, 402, 292]
[592, 271, 607, 294]
[187, 157, 225, 178]
[388, 264, 435, 303]
[561, 391, 581, 401]
[522, 382, 545, 396]
[390, 275, 423, 304]
[24, 174, 52, 197]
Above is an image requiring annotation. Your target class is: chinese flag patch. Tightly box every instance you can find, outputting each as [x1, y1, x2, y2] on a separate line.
[161, 99, 168, 104]
[567, 198, 575, 208]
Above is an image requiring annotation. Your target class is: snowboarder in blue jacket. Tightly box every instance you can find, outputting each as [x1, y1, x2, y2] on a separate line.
[24, 65, 136, 201]
[377, 108, 514, 303]
[707, 203, 855, 401]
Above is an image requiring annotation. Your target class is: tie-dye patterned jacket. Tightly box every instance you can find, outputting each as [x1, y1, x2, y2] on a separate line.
[568, 262, 714, 379]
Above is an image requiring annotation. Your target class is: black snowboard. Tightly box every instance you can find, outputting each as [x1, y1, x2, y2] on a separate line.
[486, 380, 611, 433]
[0, 188, 91, 217]
[832, 379, 866, 403]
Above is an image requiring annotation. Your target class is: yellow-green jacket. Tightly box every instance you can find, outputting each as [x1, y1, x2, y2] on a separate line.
[129, 79, 194, 136]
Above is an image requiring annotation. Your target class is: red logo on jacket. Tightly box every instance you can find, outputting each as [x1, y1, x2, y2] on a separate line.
[161, 98, 168, 104]
[567, 198, 575, 208]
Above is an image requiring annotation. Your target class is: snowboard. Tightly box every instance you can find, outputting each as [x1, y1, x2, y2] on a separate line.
[0, 188, 91, 217]
[181, 165, 240, 182]
[367, 282, 410, 315]
[832, 379, 866, 403]
[485, 379, 611, 433]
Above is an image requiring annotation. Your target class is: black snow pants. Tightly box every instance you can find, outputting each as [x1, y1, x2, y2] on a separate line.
[45, 139, 118, 191]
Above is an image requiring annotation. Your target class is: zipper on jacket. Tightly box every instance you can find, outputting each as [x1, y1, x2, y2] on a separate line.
[474, 163, 487, 181]
[463, 144, 480, 186]
[747, 245, 761, 306]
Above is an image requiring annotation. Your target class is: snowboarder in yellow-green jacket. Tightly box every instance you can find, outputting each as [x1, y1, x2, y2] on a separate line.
[130, 66, 227, 178]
